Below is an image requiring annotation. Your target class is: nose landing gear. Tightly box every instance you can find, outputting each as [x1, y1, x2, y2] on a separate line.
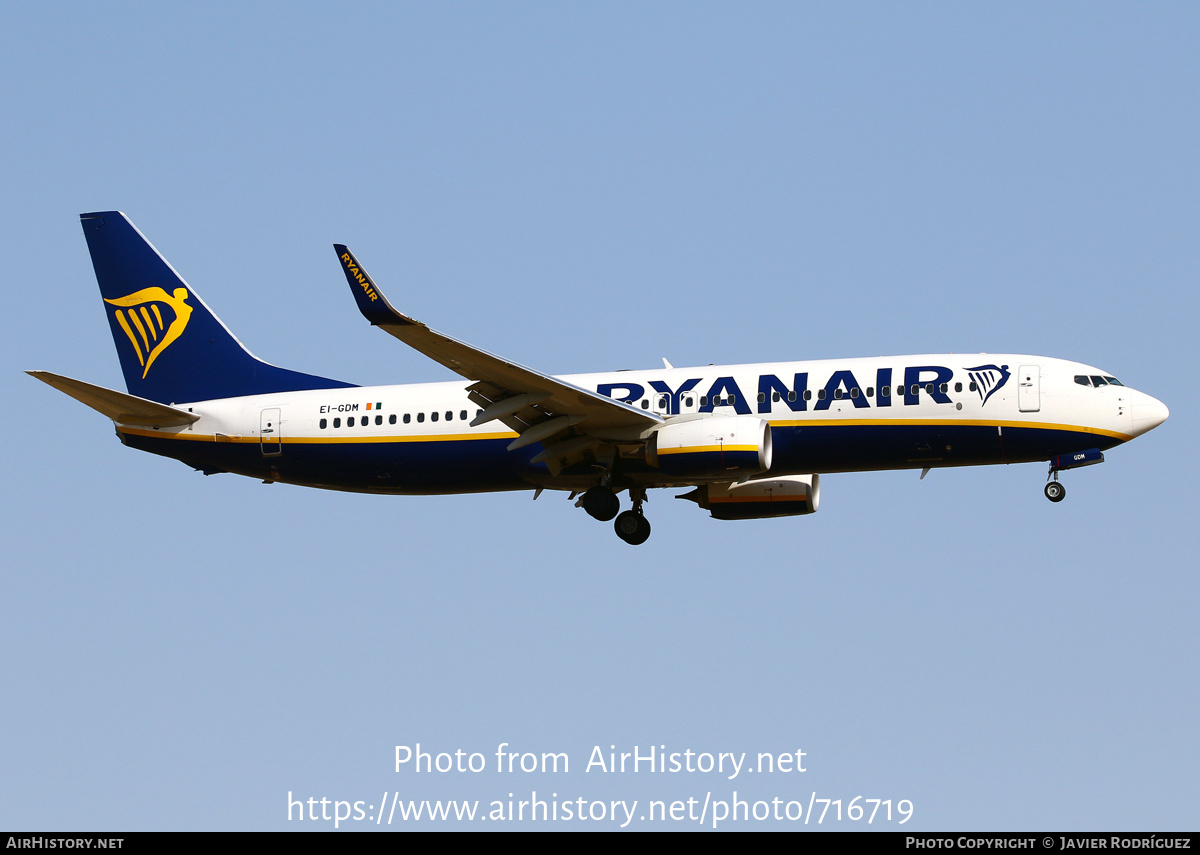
[1043, 448, 1105, 502]
[1044, 478, 1066, 503]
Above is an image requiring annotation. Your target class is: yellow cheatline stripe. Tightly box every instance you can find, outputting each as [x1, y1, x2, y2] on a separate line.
[767, 417, 1131, 442]
[118, 427, 519, 444]
[113, 311, 145, 366]
[659, 444, 760, 455]
[120, 420, 1131, 446]
[292, 431, 518, 444]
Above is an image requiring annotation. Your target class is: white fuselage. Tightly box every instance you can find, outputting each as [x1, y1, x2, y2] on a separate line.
[115, 354, 1167, 495]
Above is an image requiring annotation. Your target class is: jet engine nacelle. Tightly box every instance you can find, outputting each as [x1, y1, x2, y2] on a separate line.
[647, 415, 772, 478]
[678, 474, 820, 520]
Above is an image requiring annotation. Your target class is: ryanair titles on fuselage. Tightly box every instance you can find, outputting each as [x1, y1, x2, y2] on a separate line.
[594, 362, 1010, 416]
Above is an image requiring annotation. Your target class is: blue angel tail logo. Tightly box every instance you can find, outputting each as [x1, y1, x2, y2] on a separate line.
[965, 363, 1010, 407]
[104, 287, 193, 378]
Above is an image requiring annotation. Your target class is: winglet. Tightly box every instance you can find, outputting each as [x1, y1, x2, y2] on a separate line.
[333, 245, 415, 327]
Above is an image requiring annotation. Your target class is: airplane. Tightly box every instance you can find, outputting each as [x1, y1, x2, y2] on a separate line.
[29, 211, 1169, 545]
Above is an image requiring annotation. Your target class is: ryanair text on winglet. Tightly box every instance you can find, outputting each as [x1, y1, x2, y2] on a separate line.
[341, 253, 378, 302]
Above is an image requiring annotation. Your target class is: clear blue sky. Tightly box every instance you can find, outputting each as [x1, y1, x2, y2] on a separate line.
[2, 2, 1196, 830]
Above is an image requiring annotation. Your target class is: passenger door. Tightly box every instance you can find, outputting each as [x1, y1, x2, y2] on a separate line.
[1018, 365, 1040, 413]
[260, 408, 282, 456]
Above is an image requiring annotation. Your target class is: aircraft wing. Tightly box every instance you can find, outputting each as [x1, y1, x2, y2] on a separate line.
[334, 246, 662, 467]
[28, 371, 201, 427]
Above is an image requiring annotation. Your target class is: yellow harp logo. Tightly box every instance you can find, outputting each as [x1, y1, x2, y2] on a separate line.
[104, 287, 193, 378]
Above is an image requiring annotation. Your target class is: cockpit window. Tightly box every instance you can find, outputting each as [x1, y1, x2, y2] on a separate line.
[1090, 375, 1107, 386]
[1075, 375, 1090, 386]
[1104, 376, 1123, 386]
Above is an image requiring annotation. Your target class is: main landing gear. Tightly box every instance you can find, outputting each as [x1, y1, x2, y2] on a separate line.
[576, 485, 652, 544]
[614, 508, 651, 546]
[579, 485, 620, 521]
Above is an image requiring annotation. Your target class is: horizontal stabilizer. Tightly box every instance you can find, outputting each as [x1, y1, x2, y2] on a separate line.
[28, 371, 201, 427]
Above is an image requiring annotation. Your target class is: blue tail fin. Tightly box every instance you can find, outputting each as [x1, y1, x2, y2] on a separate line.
[81, 212, 356, 404]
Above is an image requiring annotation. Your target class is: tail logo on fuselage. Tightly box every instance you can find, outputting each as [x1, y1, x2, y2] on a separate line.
[965, 363, 1010, 407]
[104, 287, 193, 378]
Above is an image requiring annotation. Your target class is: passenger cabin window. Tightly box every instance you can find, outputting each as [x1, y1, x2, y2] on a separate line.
[333, 417, 341, 428]
[417, 413, 425, 423]
[348, 416, 355, 427]
[787, 391, 797, 402]
[460, 410, 468, 420]
[319, 418, 327, 429]
[850, 387, 859, 398]
[389, 414, 397, 425]
[955, 382, 962, 392]
[817, 389, 827, 400]
[375, 415, 382, 425]
[881, 386, 890, 398]
[403, 414, 411, 424]
[431, 412, 439, 422]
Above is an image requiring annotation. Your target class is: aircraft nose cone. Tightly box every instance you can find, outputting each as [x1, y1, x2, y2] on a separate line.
[1130, 390, 1169, 436]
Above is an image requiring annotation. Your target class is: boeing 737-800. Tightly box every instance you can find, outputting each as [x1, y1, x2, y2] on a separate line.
[29, 212, 1169, 544]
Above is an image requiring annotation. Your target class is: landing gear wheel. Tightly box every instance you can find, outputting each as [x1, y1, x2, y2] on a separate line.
[614, 510, 651, 545]
[1044, 481, 1066, 503]
[581, 486, 620, 521]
